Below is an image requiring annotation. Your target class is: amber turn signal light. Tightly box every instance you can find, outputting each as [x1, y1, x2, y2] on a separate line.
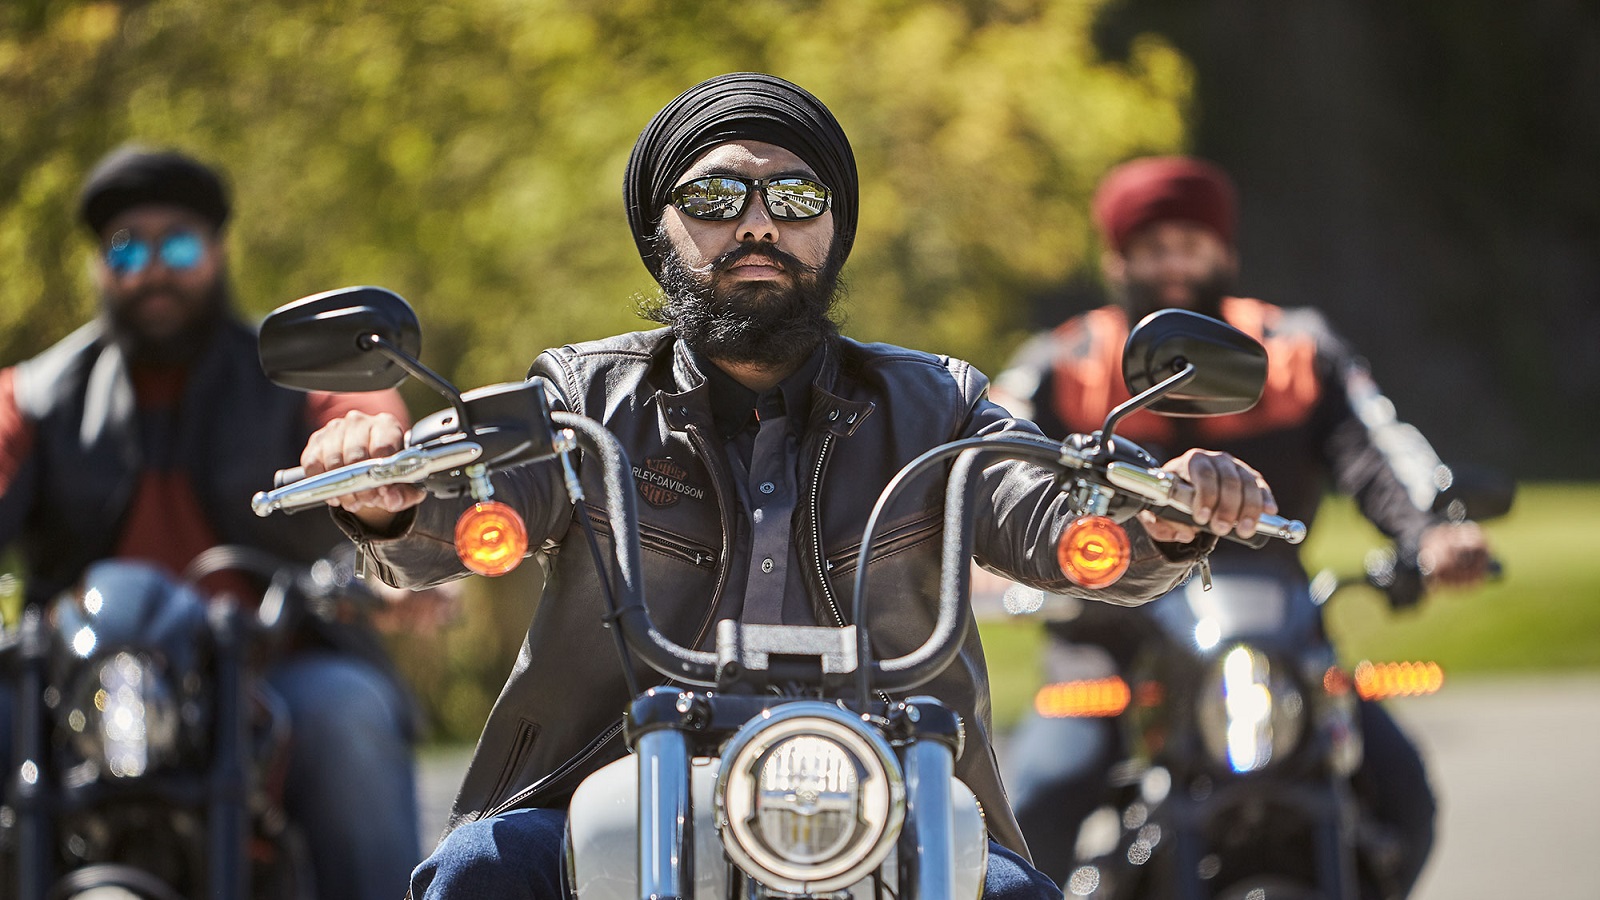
[1353, 660, 1444, 700]
[1035, 677, 1131, 718]
[1057, 515, 1132, 588]
[454, 501, 529, 576]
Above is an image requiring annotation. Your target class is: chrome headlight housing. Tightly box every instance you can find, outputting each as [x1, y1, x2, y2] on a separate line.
[65, 650, 182, 778]
[1196, 644, 1304, 773]
[715, 702, 905, 893]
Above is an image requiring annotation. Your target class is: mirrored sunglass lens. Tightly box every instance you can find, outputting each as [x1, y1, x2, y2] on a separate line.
[763, 179, 829, 220]
[106, 240, 151, 275]
[674, 178, 749, 219]
[159, 232, 205, 270]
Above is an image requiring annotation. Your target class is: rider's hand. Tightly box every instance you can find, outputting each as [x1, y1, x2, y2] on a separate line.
[301, 410, 427, 531]
[1418, 521, 1492, 590]
[1140, 448, 1277, 544]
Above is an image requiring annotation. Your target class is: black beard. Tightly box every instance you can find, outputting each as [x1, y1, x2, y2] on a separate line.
[642, 230, 845, 369]
[1119, 268, 1234, 324]
[104, 278, 230, 367]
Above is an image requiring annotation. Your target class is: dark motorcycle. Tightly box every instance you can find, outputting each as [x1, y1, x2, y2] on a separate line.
[1027, 476, 1511, 900]
[1, 547, 376, 900]
[249, 287, 1304, 899]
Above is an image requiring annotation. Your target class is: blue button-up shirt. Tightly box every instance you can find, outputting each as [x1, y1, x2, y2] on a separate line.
[691, 346, 825, 627]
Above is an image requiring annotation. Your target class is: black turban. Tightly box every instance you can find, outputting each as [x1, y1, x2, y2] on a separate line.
[78, 146, 232, 236]
[624, 72, 858, 281]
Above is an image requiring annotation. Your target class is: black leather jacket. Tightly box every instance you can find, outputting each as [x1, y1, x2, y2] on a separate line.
[349, 328, 1201, 857]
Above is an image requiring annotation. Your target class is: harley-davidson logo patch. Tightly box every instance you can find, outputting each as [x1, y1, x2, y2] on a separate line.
[632, 456, 706, 509]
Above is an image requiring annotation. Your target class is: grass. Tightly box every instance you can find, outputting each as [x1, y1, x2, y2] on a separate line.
[977, 482, 1600, 731]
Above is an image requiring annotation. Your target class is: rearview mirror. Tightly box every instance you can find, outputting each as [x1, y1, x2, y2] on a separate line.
[258, 286, 421, 393]
[1122, 309, 1268, 416]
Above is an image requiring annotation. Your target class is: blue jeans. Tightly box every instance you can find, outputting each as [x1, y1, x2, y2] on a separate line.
[3, 651, 420, 900]
[413, 807, 1062, 900]
[263, 651, 422, 900]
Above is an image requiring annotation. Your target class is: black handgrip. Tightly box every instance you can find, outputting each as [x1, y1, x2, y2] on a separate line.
[274, 466, 306, 488]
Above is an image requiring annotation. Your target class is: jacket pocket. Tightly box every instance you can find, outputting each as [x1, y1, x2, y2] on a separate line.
[581, 504, 718, 569]
[824, 510, 943, 579]
[486, 718, 626, 817]
[486, 718, 540, 810]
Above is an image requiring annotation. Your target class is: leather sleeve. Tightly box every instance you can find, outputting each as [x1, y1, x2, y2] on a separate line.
[1301, 313, 1442, 560]
[957, 359, 1198, 607]
[336, 357, 575, 589]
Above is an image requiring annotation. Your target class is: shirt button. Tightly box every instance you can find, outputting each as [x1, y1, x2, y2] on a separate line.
[759, 481, 776, 494]
[752, 508, 765, 524]
[761, 558, 774, 573]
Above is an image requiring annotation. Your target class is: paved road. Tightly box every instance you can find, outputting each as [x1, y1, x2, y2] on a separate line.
[1396, 675, 1600, 900]
[416, 675, 1600, 898]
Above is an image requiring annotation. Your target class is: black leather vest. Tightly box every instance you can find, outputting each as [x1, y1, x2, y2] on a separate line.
[8, 317, 345, 605]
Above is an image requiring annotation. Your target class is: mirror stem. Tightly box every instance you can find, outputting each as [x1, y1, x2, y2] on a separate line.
[362, 333, 474, 431]
[1100, 361, 1197, 438]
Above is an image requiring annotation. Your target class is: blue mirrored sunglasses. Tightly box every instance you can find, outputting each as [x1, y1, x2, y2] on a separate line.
[104, 229, 207, 276]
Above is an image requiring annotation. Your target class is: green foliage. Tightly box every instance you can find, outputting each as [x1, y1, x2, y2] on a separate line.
[0, 0, 1192, 381]
[2, 0, 1192, 741]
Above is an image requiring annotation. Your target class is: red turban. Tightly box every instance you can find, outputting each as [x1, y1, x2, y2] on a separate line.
[1091, 156, 1237, 253]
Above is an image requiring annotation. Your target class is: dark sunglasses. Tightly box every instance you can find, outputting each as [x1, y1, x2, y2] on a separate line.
[669, 175, 831, 222]
[104, 229, 207, 277]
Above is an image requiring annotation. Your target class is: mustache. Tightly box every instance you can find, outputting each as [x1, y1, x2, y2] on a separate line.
[692, 242, 820, 279]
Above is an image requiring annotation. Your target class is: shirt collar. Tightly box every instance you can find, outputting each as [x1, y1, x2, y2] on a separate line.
[688, 343, 826, 440]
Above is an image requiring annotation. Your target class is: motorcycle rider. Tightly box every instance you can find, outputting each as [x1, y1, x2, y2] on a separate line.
[0, 147, 424, 900]
[303, 73, 1281, 900]
[993, 155, 1492, 895]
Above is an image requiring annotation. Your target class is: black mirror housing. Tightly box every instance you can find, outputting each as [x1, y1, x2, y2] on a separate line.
[258, 286, 421, 393]
[1123, 309, 1268, 417]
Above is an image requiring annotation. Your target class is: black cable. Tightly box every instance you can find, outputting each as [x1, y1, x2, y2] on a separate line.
[575, 500, 641, 699]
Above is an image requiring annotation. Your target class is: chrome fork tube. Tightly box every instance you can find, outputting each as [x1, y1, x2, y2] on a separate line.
[637, 729, 692, 900]
[903, 740, 958, 900]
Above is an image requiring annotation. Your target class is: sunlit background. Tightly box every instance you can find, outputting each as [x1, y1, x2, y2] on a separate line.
[3, 1, 1597, 896]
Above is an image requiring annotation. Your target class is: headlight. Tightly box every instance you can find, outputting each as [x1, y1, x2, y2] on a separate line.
[716, 703, 905, 893]
[1196, 645, 1303, 773]
[65, 651, 181, 778]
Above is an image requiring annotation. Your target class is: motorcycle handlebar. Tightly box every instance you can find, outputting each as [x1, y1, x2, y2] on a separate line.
[253, 419, 1305, 694]
[251, 441, 485, 516]
[1101, 460, 1306, 545]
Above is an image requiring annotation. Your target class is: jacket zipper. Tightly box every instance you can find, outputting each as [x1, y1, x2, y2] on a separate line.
[684, 425, 737, 652]
[823, 513, 944, 578]
[584, 505, 718, 569]
[810, 432, 895, 705]
[809, 433, 846, 629]
[485, 718, 626, 817]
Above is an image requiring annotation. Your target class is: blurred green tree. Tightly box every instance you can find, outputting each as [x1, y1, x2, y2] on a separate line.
[0, 0, 1190, 740]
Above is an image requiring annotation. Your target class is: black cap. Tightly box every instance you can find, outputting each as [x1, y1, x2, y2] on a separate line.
[78, 146, 231, 236]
